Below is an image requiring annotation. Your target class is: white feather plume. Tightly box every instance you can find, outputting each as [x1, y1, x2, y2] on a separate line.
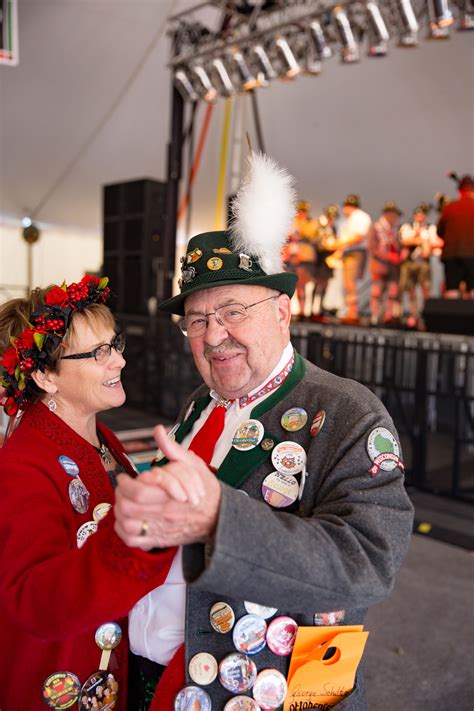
[230, 152, 297, 274]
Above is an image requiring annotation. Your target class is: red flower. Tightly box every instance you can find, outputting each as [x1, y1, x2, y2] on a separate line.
[0, 346, 19, 375]
[83, 275, 100, 287]
[45, 286, 69, 307]
[4, 396, 18, 417]
[20, 329, 35, 349]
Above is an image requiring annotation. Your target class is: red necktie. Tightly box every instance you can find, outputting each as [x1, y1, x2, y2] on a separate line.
[188, 399, 231, 467]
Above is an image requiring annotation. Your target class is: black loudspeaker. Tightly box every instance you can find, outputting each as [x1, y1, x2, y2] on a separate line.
[103, 179, 167, 314]
[423, 298, 474, 336]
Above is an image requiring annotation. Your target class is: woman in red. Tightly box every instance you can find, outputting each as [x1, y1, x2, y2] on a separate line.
[0, 276, 175, 710]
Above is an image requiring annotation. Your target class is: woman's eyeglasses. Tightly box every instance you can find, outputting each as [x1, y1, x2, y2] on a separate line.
[61, 333, 126, 364]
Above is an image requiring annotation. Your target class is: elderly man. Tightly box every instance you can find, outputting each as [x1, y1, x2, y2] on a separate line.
[114, 155, 413, 711]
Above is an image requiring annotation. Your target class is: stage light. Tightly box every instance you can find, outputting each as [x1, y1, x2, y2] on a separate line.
[174, 69, 199, 101]
[193, 64, 218, 102]
[308, 20, 333, 60]
[458, 0, 474, 28]
[275, 35, 301, 78]
[332, 6, 360, 63]
[211, 58, 235, 95]
[251, 44, 277, 81]
[366, 2, 390, 55]
[395, 0, 419, 45]
[428, 0, 454, 37]
[232, 48, 259, 90]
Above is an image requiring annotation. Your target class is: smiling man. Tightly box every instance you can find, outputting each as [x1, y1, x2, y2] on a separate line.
[114, 154, 414, 711]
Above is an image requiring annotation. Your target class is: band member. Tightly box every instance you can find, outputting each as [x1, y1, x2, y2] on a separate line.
[336, 195, 372, 324]
[399, 204, 442, 328]
[311, 204, 339, 320]
[285, 200, 318, 319]
[437, 174, 474, 298]
[368, 201, 404, 326]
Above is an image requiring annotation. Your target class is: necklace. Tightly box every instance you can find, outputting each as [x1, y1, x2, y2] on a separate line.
[95, 442, 113, 466]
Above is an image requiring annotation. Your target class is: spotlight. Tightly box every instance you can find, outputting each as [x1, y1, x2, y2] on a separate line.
[333, 7, 360, 63]
[305, 57, 322, 75]
[174, 68, 199, 102]
[251, 44, 277, 81]
[232, 48, 259, 91]
[458, 0, 474, 29]
[395, 0, 419, 45]
[211, 58, 235, 95]
[308, 20, 333, 60]
[305, 20, 331, 74]
[428, 0, 454, 37]
[275, 35, 301, 78]
[366, 2, 390, 56]
[192, 64, 218, 102]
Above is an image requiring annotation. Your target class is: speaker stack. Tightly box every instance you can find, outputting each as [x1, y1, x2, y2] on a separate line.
[423, 298, 474, 336]
[103, 178, 167, 314]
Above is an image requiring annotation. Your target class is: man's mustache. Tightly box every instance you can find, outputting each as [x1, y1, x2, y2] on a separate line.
[204, 338, 247, 358]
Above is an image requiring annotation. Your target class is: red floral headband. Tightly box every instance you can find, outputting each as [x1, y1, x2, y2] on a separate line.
[0, 275, 110, 416]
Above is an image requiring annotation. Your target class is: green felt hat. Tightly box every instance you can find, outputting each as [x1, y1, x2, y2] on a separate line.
[159, 230, 297, 315]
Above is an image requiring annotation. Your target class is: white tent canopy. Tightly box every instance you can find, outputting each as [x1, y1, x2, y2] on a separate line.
[0, 0, 472, 286]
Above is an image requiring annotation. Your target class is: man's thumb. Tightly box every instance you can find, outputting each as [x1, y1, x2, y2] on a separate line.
[154, 424, 188, 463]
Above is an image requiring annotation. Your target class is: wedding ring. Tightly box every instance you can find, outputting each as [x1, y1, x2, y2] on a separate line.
[139, 519, 149, 537]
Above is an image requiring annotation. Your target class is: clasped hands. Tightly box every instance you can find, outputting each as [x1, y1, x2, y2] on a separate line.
[114, 425, 222, 551]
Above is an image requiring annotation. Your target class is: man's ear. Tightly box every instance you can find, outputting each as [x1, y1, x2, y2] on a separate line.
[277, 294, 292, 328]
[30, 369, 58, 395]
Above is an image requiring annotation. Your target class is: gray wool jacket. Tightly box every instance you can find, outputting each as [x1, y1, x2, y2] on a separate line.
[171, 352, 414, 710]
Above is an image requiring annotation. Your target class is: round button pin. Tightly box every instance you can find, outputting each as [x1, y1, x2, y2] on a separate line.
[261, 471, 299, 508]
[219, 653, 257, 693]
[310, 410, 326, 437]
[232, 420, 265, 451]
[224, 696, 261, 711]
[281, 407, 308, 432]
[42, 671, 81, 709]
[188, 652, 218, 686]
[233, 614, 267, 655]
[210, 601, 235, 633]
[261, 438, 274, 451]
[252, 668, 287, 709]
[68, 477, 90, 514]
[95, 621, 122, 650]
[58, 455, 79, 477]
[93, 502, 112, 522]
[266, 616, 298, 656]
[271, 441, 306, 475]
[207, 256, 223, 271]
[76, 520, 98, 549]
[244, 601, 278, 619]
[175, 685, 212, 711]
[78, 671, 118, 710]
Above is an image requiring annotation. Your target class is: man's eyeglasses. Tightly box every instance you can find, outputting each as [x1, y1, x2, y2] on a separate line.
[179, 296, 277, 338]
[61, 333, 126, 364]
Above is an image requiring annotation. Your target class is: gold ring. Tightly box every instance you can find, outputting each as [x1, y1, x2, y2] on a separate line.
[139, 520, 149, 537]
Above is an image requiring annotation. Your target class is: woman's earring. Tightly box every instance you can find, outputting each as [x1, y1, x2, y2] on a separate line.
[47, 396, 57, 412]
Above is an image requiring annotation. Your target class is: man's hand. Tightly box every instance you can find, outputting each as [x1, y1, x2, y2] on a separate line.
[114, 425, 222, 551]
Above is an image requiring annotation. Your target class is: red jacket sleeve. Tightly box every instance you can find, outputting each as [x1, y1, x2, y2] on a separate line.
[0, 420, 175, 641]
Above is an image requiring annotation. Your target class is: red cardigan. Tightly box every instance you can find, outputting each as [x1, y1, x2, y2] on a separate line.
[0, 402, 176, 710]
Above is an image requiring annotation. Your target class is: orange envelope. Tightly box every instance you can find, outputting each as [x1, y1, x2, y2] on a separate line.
[284, 626, 369, 710]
